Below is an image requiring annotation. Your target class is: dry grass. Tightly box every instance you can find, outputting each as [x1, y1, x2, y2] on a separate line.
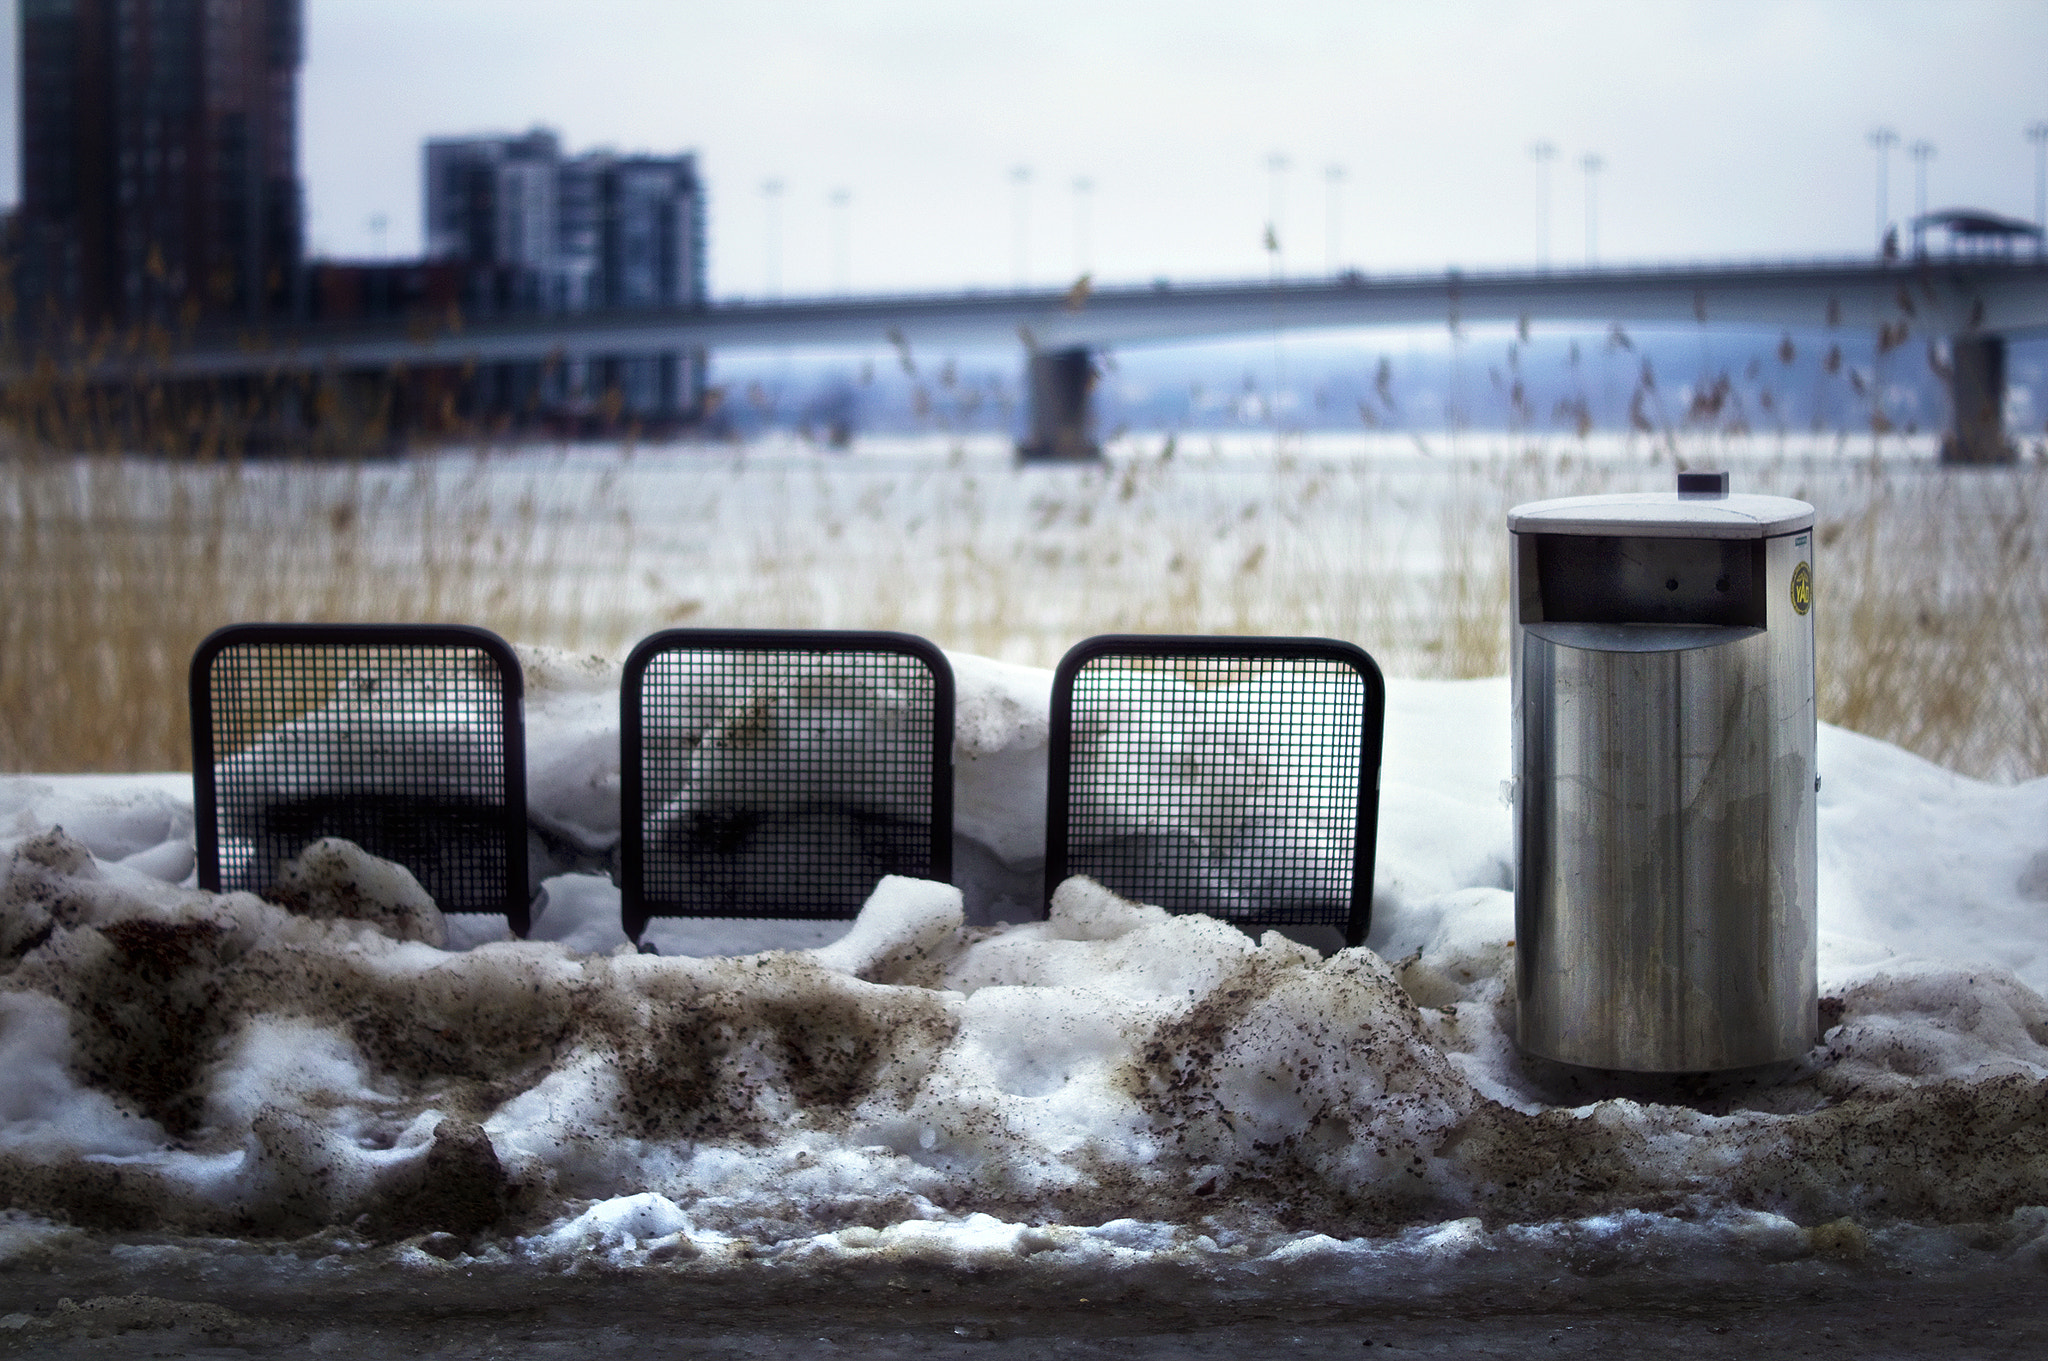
[0, 442, 636, 771]
[1805, 461, 2048, 781]
[3, 421, 2044, 783]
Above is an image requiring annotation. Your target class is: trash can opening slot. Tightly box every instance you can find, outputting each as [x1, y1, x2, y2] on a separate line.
[1525, 533, 1766, 628]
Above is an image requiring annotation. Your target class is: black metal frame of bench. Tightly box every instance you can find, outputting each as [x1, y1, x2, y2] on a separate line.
[190, 623, 531, 934]
[1045, 634, 1385, 948]
[620, 629, 955, 943]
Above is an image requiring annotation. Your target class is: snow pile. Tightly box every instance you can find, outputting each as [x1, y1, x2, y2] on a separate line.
[0, 647, 2046, 1274]
[947, 652, 1053, 925]
[266, 838, 448, 947]
[520, 649, 624, 882]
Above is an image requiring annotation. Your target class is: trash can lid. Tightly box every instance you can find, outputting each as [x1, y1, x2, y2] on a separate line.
[1507, 491, 1814, 540]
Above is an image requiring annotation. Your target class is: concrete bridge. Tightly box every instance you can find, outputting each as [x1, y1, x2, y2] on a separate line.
[46, 255, 2048, 461]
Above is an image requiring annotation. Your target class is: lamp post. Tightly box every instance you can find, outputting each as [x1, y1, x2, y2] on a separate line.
[1581, 153, 1604, 267]
[1867, 126, 1898, 254]
[1010, 165, 1032, 288]
[1266, 152, 1291, 280]
[1072, 176, 1094, 278]
[2029, 122, 2048, 257]
[1909, 141, 1935, 256]
[829, 188, 851, 295]
[1324, 164, 1345, 275]
[1529, 140, 1556, 267]
[761, 178, 784, 300]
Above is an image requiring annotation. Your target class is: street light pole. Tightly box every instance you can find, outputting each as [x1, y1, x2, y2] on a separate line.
[1529, 140, 1556, 267]
[1010, 165, 1033, 288]
[1324, 164, 1344, 275]
[1072, 176, 1094, 278]
[1909, 141, 1935, 256]
[1867, 126, 1898, 254]
[1266, 152, 1291, 280]
[2029, 122, 2048, 257]
[761, 178, 784, 300]
[829, 188, 851, 295]
[1580, 153, 1604, 267]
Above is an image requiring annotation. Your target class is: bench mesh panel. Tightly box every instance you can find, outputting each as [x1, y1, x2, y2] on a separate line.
[1049, 638, 1381, 945]
[193, 627, 525, 928]
[625, 635, 951, 933]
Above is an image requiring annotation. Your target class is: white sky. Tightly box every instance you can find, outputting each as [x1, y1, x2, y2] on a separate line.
[7, 1, 2048, 298]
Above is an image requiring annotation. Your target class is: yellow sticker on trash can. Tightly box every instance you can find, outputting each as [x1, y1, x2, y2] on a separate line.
[1791, 561, 1812, 615]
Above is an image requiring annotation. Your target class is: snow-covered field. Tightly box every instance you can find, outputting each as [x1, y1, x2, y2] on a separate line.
[3, 640, 2048, 1352]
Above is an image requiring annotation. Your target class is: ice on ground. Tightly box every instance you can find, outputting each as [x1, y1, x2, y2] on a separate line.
[1, 649, 2047, 1279]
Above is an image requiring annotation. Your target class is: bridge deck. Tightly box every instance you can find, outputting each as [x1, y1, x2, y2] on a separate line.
[30, 257, 2048, 381]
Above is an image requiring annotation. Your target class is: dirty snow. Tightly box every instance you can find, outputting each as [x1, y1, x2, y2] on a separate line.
[1, 646, 2047, 1285]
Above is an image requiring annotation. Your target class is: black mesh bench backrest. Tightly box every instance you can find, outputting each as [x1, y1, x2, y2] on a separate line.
[621, 630, 955, 942]
[1046, 635, 1385, 948]
[190, 624, 530, 934]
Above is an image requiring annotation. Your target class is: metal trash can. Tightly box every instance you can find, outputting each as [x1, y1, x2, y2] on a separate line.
[1509, 471, 1817, 1072]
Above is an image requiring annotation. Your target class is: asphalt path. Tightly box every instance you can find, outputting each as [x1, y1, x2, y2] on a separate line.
[1, 1240, 2043, 1358]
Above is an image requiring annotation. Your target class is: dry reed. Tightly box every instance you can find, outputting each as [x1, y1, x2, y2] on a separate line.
[3, 420, 2043, 783]
[0, 441, 636, 771]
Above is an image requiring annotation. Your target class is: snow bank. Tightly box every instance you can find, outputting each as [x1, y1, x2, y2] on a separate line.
[1, 649, 2046, 1275]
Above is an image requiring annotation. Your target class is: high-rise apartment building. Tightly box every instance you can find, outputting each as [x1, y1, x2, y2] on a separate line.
[423, 129, 560, 310]
[423, 130, 707, 420]
[423, 132, 705, 312]
[19, 0, 304, 330]
[580, 154, 705, 310]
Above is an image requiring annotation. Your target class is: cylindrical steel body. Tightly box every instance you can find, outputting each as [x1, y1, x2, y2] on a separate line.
[1510, 490, 1817, 1072]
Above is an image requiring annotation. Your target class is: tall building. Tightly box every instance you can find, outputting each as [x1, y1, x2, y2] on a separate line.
[423, 132, 706, 312]
[580, 153, 706, 311]
[19, 0, 304, 331]
[423, 129, 559, 311]
[423, 130, 707, 421]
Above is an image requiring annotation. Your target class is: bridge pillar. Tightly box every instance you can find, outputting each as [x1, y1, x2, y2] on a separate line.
[1017, 347, 1101, 461]
[1943, 335, 2014, 464]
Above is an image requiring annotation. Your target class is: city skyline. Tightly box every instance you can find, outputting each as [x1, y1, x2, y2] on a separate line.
[5, 0, 2045, 300]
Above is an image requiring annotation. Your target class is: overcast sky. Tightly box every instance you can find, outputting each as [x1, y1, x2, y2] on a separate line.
[10, 1, 2048, 298]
